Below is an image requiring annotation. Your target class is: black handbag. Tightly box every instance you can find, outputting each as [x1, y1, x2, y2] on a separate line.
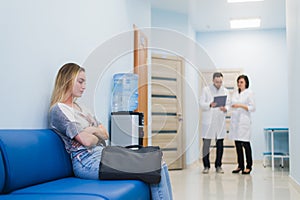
[99, 145, 163, 184]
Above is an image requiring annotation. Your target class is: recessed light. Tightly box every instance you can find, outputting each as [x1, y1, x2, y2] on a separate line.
[227, 0, 264, 3]
[230, 18, 261, 29]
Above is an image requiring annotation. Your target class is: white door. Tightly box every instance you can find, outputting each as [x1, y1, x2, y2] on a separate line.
[151, 55, 184, 169]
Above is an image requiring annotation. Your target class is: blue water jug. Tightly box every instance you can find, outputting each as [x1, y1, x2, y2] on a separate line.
[111, 73, 138, 112]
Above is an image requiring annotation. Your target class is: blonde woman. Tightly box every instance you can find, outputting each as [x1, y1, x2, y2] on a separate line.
[49, 63, 173, 200]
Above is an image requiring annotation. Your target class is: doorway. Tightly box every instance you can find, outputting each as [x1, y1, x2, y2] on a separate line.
[151, 54, 184, 169]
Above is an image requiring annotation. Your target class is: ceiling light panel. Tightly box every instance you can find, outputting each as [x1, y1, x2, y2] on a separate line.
[230, 18, 261, 29]
[227, 0, 264, 3]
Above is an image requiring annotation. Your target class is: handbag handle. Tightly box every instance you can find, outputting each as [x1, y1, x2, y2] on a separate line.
[125, 145, 143, 149]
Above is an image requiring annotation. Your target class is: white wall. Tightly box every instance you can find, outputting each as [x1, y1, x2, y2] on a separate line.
[286, 0, 300, 186]
[0, 0, 151, 129]
[196, 29, 288, 160]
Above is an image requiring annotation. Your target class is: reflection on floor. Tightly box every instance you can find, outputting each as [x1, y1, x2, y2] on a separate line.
[169, 162, 300, 200]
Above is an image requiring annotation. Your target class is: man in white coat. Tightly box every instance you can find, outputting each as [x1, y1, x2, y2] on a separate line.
[199, 72, 230, 174]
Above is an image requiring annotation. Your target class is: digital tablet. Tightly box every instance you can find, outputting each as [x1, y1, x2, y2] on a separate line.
[213, 95, 227, 107]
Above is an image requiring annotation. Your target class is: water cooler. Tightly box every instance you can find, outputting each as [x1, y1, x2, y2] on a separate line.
[110, 111, 144, 146]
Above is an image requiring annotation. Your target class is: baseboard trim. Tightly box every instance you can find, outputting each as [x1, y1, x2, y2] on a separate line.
[289, 175, 300, 193]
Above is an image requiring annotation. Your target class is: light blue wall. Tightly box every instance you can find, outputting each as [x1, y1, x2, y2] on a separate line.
[152, 8, 189, 35]
[196, 29, 288, 160]
[0, 0, 150, 129]
[287, 0, 300, 186]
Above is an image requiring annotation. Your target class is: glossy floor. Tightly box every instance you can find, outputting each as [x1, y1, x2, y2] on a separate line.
[169, 162, 300, 200]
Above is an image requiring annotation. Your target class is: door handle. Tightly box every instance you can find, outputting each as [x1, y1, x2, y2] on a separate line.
[177, 113, 183, 122]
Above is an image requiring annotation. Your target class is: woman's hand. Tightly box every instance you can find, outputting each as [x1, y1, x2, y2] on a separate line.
[232, 104, 248, 111]
[97, 124, 109, 140]
[75, 131, 99, 147]
[74, 125, 109, 148]
[231, 104, 240, 108]
[85, 125, 109, 140]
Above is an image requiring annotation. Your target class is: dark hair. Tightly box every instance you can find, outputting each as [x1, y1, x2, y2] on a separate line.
[237, 75, 249, 93]
[213, 72, 223, 79]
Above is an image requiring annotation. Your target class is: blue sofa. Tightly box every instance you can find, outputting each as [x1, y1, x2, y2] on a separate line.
[0, 129, 150, 200]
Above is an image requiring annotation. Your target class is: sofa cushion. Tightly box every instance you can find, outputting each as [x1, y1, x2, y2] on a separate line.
[12, 177, 150, 200]
[0, 129, 73, 193]
[0, 151, 5, 192]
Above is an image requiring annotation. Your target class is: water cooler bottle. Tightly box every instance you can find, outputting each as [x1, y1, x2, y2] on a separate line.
[110, 111, 144, 146]
[111, 73, 138, 112]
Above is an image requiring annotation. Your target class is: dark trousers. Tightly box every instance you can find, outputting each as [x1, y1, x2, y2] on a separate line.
[202, 138, 224, 168]
[235, 140, 253, 170]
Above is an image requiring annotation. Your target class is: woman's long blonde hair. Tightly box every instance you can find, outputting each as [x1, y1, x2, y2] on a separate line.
[50, 63, 85, 108]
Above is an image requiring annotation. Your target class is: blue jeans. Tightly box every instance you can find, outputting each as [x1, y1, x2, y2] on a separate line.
[71, 146, 173, 200]
[150, 162, 173, 200]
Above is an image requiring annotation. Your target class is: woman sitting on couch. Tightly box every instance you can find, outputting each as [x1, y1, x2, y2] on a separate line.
[49, 63, 173, 200]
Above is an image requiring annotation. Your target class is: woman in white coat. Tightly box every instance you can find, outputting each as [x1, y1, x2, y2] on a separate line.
[229, 75, 255, 174]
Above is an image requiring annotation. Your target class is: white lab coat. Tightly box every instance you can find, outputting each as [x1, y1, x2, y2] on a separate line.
[229, 89, 256, 142]
[199, 85, 230, 139]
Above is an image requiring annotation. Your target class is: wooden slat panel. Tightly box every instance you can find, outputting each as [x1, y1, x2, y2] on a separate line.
[209, 147, 237, 164]
[162, 151, 182, 169]
[163, 151, 180, 160]
[152, 116, 177, 131]
[152, 98, 177, 113]
[224, 138, 235, 146]
[151, 80, 177, 96]
[152, 134, 177, 148]
[151, 62, 178, 79]
[152, 134, 177, 140]
[225, 118, 231, 133]
[153, 141, 177, 149]
[168, 159, 182, 170]
[152, 58, 180, 69]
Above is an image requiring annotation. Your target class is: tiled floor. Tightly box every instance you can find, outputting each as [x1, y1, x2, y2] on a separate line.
[169, 162, 300, 200]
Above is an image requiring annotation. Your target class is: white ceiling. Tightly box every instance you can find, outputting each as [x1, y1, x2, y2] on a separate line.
[150, 0, 286, 32]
